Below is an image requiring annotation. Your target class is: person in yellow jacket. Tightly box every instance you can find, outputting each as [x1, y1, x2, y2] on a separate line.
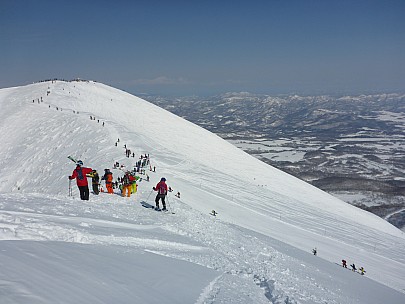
[131, 174, 140, 194]
[131, 181, 138, 194]
[87, 170, 100, 195]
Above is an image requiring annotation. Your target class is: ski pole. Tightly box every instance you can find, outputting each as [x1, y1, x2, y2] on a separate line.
[166, 195, 174, 214]
[68, 179, 72, 197]
[145, 189, 154, 203]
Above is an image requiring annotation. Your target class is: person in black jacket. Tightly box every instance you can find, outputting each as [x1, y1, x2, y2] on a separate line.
[88, 170, 100, 195]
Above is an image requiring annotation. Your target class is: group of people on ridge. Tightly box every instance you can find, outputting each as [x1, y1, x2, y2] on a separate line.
[69, 161, 140, 198]
[68, 160, 170, 211]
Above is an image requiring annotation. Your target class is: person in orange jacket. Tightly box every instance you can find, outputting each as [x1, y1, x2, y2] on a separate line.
[153, 177, 168, 211]
[102, 169, 114, 194]
[68, 160, 93, 200]
[122, 171, 135, 197]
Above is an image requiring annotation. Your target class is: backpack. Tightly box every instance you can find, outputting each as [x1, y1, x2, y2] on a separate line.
[158, 182, 167, 195]
[76, 168, 84, 180]
[123, 174, 131, 186]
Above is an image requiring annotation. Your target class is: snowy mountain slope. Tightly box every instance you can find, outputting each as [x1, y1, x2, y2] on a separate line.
[0, 80, 405, 303]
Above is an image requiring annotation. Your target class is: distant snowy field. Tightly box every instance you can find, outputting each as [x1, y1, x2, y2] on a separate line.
[229, 132, 405, 214]
[1, 81, 405, 303]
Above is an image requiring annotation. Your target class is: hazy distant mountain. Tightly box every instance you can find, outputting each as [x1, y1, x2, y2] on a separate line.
[145, 92, 405, 229]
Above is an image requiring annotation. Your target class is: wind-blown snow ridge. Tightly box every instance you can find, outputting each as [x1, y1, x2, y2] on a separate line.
[0, 80, 404, 303]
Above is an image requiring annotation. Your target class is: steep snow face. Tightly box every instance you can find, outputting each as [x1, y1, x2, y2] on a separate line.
[1, 81, 405, 300]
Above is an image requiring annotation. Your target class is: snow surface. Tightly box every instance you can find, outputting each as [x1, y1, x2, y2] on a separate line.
[1, 81, 405, 303]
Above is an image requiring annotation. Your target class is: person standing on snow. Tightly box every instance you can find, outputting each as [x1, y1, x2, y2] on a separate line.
[68, 160, 93, 200]
[102, 169, 114, 194]
[131, 180, 138, 194]
[88, 170, 100, 195]
[122, 171, 135, 197]
[153, 177, 168, 211]
[131, 173, 139, 194]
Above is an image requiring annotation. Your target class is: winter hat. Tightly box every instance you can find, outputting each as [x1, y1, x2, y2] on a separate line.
[161, 177, 166, 181]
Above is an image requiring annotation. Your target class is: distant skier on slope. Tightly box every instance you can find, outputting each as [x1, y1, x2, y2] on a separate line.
[359, 267, 366, 275]
[68, 160, 93, 200]
[102, 169, 114, 194]
[312, 248, 317, 256]
[342, 259, 347, 268]
[153, 177, 168, 211]
[350, 263, 357, 272]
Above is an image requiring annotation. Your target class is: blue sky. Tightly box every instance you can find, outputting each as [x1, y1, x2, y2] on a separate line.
[1, 0, 404, 96]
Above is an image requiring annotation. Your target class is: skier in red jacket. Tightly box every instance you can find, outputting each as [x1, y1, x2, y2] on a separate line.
[69, 160, 93, 200]
[153, 177, 168, 211]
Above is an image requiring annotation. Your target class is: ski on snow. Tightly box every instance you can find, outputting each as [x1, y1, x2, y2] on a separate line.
[141, 201, 174, 214]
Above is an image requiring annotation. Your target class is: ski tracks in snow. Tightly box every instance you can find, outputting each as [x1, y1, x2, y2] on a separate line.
[150, 199, 342, 303]
[0, 190, 377, 303]
[0, 193, 298, 303]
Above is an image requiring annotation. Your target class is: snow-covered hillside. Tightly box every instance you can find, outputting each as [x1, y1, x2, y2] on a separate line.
[0, 80, 404, 303]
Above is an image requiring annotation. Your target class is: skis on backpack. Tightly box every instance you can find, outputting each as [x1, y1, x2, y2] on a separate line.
[67, 155, 78, 163]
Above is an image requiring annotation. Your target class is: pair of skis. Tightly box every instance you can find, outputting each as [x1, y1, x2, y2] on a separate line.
[67, 155, 85, 197]
[68, 155, 78, 164]
[67, 156, 77, 197]
[141, 201, 175, 214]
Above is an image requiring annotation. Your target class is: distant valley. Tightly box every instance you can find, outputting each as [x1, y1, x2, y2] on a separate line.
[145, 92, 405, 230]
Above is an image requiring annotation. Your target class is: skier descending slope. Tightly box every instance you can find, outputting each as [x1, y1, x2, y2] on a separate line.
[153, 177, 168, 211]
[68, 160, 93, 200]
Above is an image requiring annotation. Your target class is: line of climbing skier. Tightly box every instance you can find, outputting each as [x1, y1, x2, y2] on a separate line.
[312, 248, 367, 276]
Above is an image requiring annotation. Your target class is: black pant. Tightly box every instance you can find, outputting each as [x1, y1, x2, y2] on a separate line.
[92, 183, 99, 195]
[78, 185, 90, 200]
[155, 194, 166, 209]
